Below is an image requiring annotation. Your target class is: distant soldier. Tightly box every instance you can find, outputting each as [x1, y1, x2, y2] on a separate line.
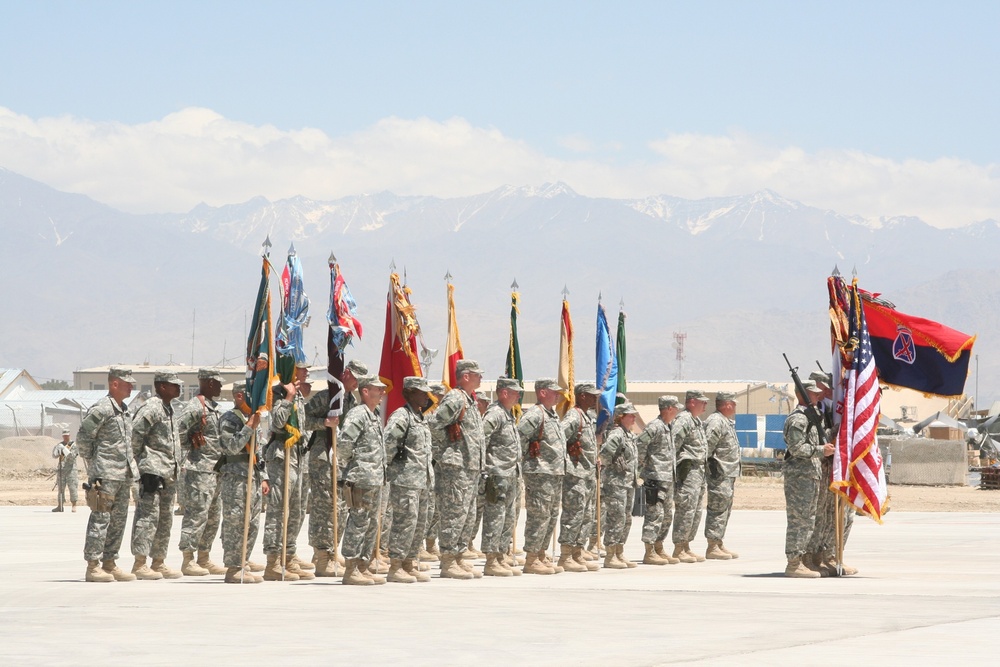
[637, 395, 682, 565]
[480, 377, 524, 577]
[175, 368, 227, 577]
[782, 380, 833, 578]
[383, 376, 434, 583]
[339, 374, 388, 585]
[600, 401, 640, 568]
[52, 428, 79, 512]
[431, 360, 486, 580]
[77, 367, 139, 582]
[558, 383, 603, 572]
[670, 390, 710, 563]
[517, 378, 568, 575]
[218, 382, 269, 583]
[704, 391, 741, 560]
[130, 371, 185, 580]
[420, 382, 448, 562]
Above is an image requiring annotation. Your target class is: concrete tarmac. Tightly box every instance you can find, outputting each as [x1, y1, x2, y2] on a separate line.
[0, 507, 997, 666]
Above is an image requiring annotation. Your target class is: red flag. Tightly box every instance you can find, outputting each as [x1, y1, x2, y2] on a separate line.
[378, 272, 423, 419]
[442, 281, 464, 390]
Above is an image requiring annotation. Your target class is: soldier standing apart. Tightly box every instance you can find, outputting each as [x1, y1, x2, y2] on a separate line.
[52, 429, 79, 512]
[558, 383, 603, 572]
[340, 375, 388, 585]
[218, 382, 269, 583]
[670, 390, 710, 563]
[783, 380, 833, 578]
[78, 367, 139, 582]
[517, 378, 568, 575]
[175, 369, 227, 576]
[421, 382, 448, 562]
[130, 372, 185, 580]
[600, 401, 640, 569]
[480, 377, 524, 577]
[432, 360, 486, 580]
[704, 391, 741, 560]
[637, 395, 682, 565]
[384, 376, 434, 583]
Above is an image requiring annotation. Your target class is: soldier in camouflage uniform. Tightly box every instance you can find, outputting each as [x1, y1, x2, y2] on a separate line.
[218, 382, 269, 583]
[421, 382, 448, 562]
[431, 360, 486, 580]
[292, 366, 314, 574]
[340, 374, 388, 585]
[637, 395, 682, 565]
[459, 391, 492, 559]
[130, 371, 185, 580]
[704, 391, 741, 560]
[783, 380, 833, 578]
[78, 367, 140, 582]
[175, 369, 227, 577]
[601, 401, 640, 568]
[558, 383, 602, 572]
[480, 377, 523, 577]
[517, 378, 568, 575]
[670, 390, 710, 563]
[383, 376, 434, 583]
[52, 429, 79, 512]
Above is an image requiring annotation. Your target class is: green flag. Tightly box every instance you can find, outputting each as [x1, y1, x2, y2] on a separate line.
[615, 306, 627, 403]
[506, 288, 523, 381]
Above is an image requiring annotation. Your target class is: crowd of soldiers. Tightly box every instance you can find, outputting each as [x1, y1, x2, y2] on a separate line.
[70, 358, 853, 584]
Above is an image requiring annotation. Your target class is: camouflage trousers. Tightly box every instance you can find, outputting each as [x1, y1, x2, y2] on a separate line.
[602, 484, 635, 546]
[295, 458, 308, 545]
[435, 464, 477, 555]
[220, 470, 263, 568]
[671, 460, 706, 545]
[558, 474, 593, 547]
[783, 462, 820, 558]
[83, 478, 131, 562]
[177, 470, 221, 552]
[57, 467, 79, 504]
[307, 454, 347, 552]
[341, 485, 382, 561]
[704, 472, 736, 541]
[263, 455, 303, 556]
[379, 483, 392, 554]
[641, 480, 675, 544]
[131, 478, 177, 560]
[423, 476, 438, 541]
[809, 458, 855, 558]
[480, 474, 518, 554]
[461, 474, 486, 547]
[387, 485, 428, 560]
[523, 473, 561, 553]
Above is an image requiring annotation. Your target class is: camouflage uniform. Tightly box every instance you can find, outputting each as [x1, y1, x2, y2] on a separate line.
[782, 405, 824, 557]
[636, 416, 675, 544]
[303, 388, 347, 554]
[176, 396, 224, 553]
[384, 404, 433, 560]
[600, 424, 639, 545]
[424, 414, 447, 542]
[431, 388, 485, 555]
[704, 411, 741, 541]
[809, 456, 855, 559]
[518, 404, 567, 552]
[218, 408, 268, 567]
[339, 403, 386, 561]
[480, 401, 520, 554]
[78, 395, 138, 562]
[670, 410, 708, 546]
[559, 407, 597, 548]
[130, 396, 182, 560]
[53, 440, 80, 504]
[262, 394, 306, 558]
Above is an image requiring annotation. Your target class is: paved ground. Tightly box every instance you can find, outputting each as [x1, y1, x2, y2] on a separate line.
[0, 507, 997, 665]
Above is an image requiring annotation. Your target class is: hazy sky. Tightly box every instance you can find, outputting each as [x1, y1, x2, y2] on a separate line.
[1, 1, 998, 225]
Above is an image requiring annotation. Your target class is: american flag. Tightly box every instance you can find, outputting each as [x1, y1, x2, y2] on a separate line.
[832, 279, 888, 522]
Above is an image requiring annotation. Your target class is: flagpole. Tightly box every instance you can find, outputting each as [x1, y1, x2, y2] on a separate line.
[835, 494, 844, 576]
[330, 424, 340, 575]
[280, 443, 291, 580]
[240, 431, 255, 583]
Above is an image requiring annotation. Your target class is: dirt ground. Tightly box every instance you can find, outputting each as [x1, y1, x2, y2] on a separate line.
[3, 436, 1000, 511]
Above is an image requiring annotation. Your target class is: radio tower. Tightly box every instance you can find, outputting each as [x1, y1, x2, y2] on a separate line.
[672, 332, 687, 380]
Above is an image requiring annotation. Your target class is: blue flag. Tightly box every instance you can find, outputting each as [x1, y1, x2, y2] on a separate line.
[595, 301, 618, 431]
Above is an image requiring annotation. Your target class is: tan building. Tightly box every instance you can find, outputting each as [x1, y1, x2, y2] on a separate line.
[74, 364, 246, 401]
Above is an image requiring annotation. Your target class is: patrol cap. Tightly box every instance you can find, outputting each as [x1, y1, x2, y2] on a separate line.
[809, 371, 833, 388]
[801, 380, 822, 394]
[534, 378, 564, 392]
[232, 381, 247, 394]
[614, 401, 639, 417]
[154, 371, 183, 386]
[716, 391, 737, 403]
[496, 377, 523, 392]
[198, 368, 225, 383]
[358, 374, 387, 389]
[429, 382, 447, 397]
[402, 376, 431, 392]
[455, 359, 484, 376]
[346, 360, 369, 376]
[475, 391, 491, 403]
[295, 361, 309, 369]
[685, 390, 709, 402]
[574, 382, 602, 396]
[658, 395, 682, 410]
[62, 428, 71, 435]
[108, 367, 136, 385]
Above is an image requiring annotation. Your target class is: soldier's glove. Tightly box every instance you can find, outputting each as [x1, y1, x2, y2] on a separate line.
[567, 439, 582, 460]
[446, 422, 463, 443]
[528, 440, 541, 459]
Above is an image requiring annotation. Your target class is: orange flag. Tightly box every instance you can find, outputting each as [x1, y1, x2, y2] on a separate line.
[556, 295, 575, 417]
[442, 279, 465, 389]
[378, 271, 423, 419]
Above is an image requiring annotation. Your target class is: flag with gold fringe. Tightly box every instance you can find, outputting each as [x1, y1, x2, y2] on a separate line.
[506, 282, 524, 418]
[556, 293, 574, 417]
[245, 238, 276, 415]
[379, 271, 423, 419]
[442, 277, 465, 390]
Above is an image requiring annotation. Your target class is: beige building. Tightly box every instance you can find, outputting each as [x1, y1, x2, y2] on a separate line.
[74, 364, 246, 400]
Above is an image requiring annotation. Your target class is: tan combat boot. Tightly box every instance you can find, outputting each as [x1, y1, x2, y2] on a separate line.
[314, 550, 338, 577]
[181, 550, 209, 576]
[387, 558, 417, 583]
[246, 560, 265, 573]
[655, 541, 680, 564]
[71, 502, 77, 512]
[289, 553, 315, 571]
[457, 554, 484, 578]
[286, 555, 315, 580]
[672, 542, 697, 563]
[439, 553, 474, 580]
[262, 553, 300, 581]
[684, 543, 706, 563]
[574, 546, 599, 571]
[643, 542, 669, 565]
[131, 556, 162, 581]
[620, 545, 638, 568]
[151, 557, 183, 579]
[523, 551, 555, 575]
[484, 553, 513, 577]
[341, 558, 374, 585]
[197, 550, 227, 574]
[802, 553, 829, 577]
[100, 558, 136, 582]
[821, 555, 858, 577]
[360, 559, 386, 585]
[503, 552, 523, 575]
[541, 550, 564, 574]
[403, 558, 430, 582]
[557, 544, 588, 573]
[603, 545, 627, 569]
[421, 538, 440, 561]
[225, 566, 260, 584]
[720, 542, 740, 559]
[705, 540, 732, 560]
[86, 559, 114, 582]
[785, 556, 821, 578]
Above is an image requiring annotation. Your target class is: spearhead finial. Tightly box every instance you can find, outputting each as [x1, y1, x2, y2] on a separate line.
[403, 266, 408, 285]
[598, 291, 603, 303]
[444, 270, 453, 283]
[619, 297, 625, 310]
[562, 284, 570, 297]
[852, 265, 858, 278]
[261, 235, 272, 257]
[832, 264, 841, 277]
[328, 251, 337, 265]
[288, 242, 296, 256]
[511, 278, 519, 290]
[389, 259, 396, 272]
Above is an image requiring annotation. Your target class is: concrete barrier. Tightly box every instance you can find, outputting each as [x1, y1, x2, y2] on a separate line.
[886, 437, 966, 486]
